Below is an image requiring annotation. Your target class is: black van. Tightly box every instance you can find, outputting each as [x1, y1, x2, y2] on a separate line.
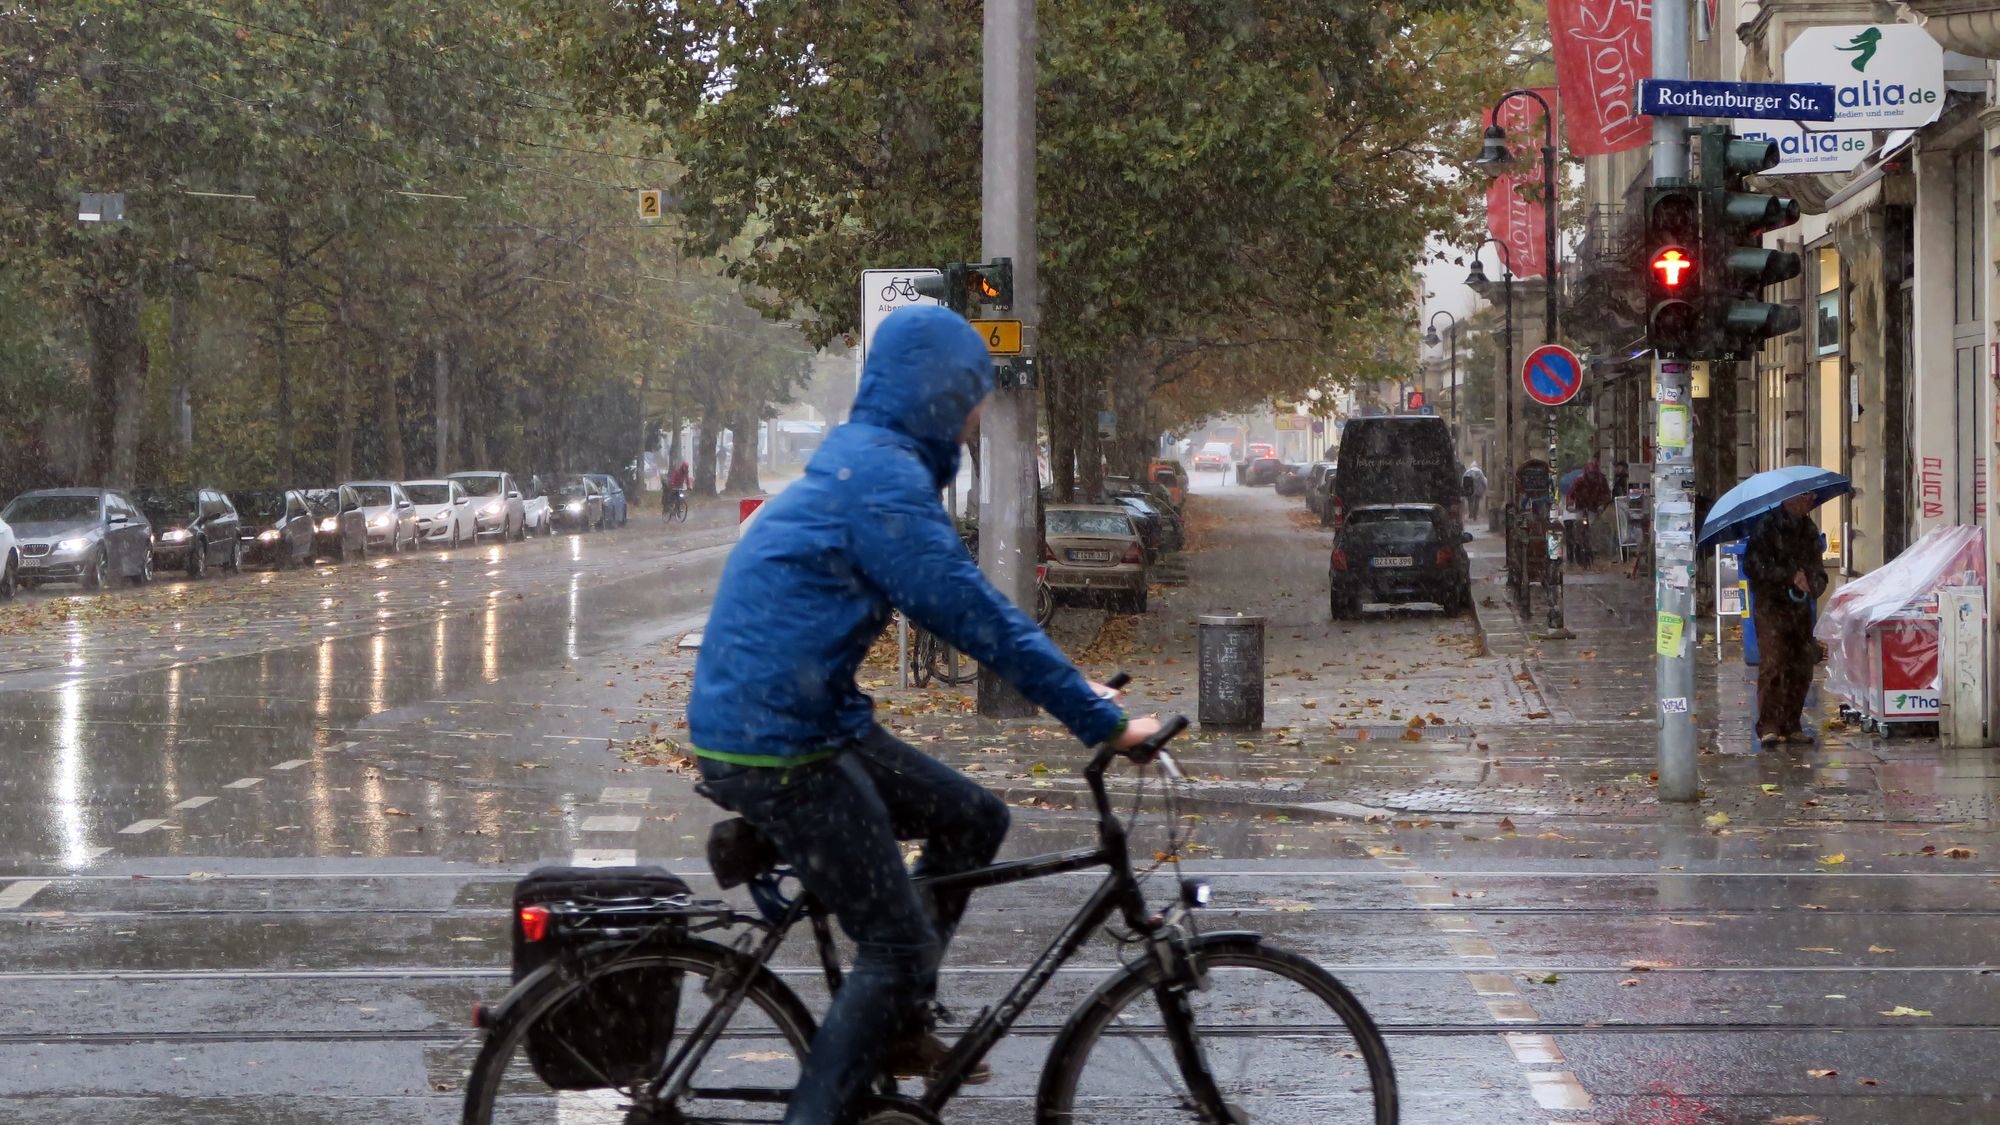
[1329, 415, 1462, 531]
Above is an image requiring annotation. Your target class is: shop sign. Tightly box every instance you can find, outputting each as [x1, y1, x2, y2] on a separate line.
[1784, 24, 1945, 131]
[1730, 118, 1868, 176]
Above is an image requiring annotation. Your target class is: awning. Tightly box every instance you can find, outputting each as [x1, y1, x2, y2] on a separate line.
[1822, 129, 1919, 224]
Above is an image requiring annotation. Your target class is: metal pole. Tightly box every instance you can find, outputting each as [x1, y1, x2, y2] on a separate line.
[1543, 139, 1559, 344]
[1654, 0, 1698, 801]
[977, 0, 1040, 718]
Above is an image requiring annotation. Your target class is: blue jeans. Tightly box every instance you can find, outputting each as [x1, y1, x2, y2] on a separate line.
[695, 725, 1010, 1125]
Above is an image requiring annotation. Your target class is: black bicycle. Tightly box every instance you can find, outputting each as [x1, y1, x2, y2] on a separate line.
[461, 687, 1398, 1124]
[662, 489, 689, 524]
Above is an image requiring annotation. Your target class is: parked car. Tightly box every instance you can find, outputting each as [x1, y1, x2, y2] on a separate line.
[133, 486, 241, 578]
[581, 473, 628, 528]
[1329, 414, 1462, 532]
[554, 476, 606, 532]
[447, 471, 527, 541]
[1104, 484, 1183, 553]
[1242, 456, 1287, 487]
[1273, 462, 1312, 496]
[521, 476, 556, 537]
[1328, 503, 1472, 619]
[0, 514, 17, 599]
[2, 488, 154, 589]
[1192, 442, 1233, 472]
[1146, 460, 1188, 508]
[303, 487, 369, 562]
[346, 480, 420, 553]
[1042, 504, 1149, 614]
[403, 479, 475, 548]
[1303, 461, 1339, 520]
[1110, 495, 1166, 561]
[228, 488, 317, 569]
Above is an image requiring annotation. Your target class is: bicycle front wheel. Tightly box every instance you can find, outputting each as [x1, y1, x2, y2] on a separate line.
[461, 942, 816, 1125]
[1037, 935, 1396, 1124]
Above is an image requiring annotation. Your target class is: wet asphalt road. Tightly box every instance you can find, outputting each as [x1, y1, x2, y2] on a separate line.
[3, 476, 2000, 1122]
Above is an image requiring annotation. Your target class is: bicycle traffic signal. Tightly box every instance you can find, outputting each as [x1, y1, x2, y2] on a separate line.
[1697, 126, 1802, 359]
[914, 258, 1014, 314]
[1644, 183, 1702, 358]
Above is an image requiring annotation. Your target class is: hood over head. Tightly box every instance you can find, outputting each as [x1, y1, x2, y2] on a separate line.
[849, 305, 993, 484]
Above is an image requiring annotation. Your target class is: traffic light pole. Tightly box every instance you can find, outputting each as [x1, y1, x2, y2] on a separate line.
[1653, 0, 1699, 802]
[976, 0, 1040, 718]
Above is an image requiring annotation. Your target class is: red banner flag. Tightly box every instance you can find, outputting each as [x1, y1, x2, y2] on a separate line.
[1482, 90, 1558, 281]
[1548, 0, 1652, 156]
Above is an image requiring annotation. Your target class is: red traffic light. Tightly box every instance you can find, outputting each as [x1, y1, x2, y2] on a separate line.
[1406, 390, 1426, 411]
[1652, 247, 1694, 289]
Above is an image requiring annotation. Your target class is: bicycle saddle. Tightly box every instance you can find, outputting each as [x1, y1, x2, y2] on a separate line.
[705, 817, 781, 889]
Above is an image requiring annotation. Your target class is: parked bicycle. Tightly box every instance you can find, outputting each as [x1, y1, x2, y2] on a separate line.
[460, 678, 1398, 1123]
[908, 566, 1056, 688]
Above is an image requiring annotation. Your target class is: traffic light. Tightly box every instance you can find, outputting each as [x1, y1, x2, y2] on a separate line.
[914, 258, 1014, 314]
[1644, 182, 1702, 358]
[1697, 126, 1802, 359]
[1405, 389, 1427, 412]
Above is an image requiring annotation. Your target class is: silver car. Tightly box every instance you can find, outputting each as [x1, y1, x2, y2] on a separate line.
[1042, 504, 1149, 614]
[344, 480, 420, 553]
[1, 488, 155, 590]
[447, 471, 528, 540]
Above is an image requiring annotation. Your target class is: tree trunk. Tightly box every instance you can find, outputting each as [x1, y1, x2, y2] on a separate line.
[333, 299, 357, 483]
[168, 252, 195, 464]
[379, 347, 407, 480]
[81, 278, 147, 489]
[1046, 358, 1078, 502]
[725, 410, 762, 494]
[270, 219, 296, 485]
[1077, 364, 1106, 500]
[432, 337, 450, 476]
[693, 407, 720, 497]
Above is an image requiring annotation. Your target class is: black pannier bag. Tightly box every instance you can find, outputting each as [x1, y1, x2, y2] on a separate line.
[511, 865, 693, 1090]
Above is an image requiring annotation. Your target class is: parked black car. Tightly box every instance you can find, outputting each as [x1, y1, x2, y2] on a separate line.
[1303, 461, 1339, 521]
[1330, 414, 1461, 531]
[2, 488, 154, 590]
[228, 488, 317, 569]
[554, 477, 606, 532]
[133, 486, 241, 578]
[1109, 488, 1183, 553]
[1328, 503, 1472, 619]
[303, 487, 370, 562]
[1243, 456, 1287, 487]
[1273, 462, 1311, 497]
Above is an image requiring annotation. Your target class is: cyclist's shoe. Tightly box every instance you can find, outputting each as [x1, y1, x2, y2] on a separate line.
[886, 1031, 992, 1085]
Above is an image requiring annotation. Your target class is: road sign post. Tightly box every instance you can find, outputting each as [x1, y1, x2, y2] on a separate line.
[1520, 344, 1582, 635]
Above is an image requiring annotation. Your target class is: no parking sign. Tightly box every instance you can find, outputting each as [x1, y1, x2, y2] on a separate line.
[1521, 344, 1584, 407]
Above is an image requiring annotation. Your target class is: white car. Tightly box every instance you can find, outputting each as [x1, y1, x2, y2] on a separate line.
[345, 480, 419, 554]
[522, 490, 555, 537]
[402, 479, 474, 549]
[447, 471, 527, 541]
[0, 514, 18, 599]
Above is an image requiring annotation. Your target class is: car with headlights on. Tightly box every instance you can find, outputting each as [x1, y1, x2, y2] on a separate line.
[134, 486, 241, 579]
[1328, 502, 1472, 619]
[345, 480, 419, 553]
[580, 473, 628, 528]
[303, 487, 368, 562]
[3, 488, 155, 589]
[447, 471, 526, 541]
[553, 476, 606, 532]
[228, 488, 316, 569]
[1042, 504, 1149, 614]
[402, 479, 475, 548]
[0, 514, 18, 599]
[1192, 442, 1233, 472]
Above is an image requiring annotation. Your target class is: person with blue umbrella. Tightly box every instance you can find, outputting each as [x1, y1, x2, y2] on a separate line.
[1706, 467, 1849, 747]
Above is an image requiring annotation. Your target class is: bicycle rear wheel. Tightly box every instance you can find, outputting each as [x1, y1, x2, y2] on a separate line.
[461, 942, 816, 1125]
[1037, 935, 1396, 1124]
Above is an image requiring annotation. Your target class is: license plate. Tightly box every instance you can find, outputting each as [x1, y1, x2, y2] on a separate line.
[1068, 549, 1111, 562]
[1372, 556, 1414, 568]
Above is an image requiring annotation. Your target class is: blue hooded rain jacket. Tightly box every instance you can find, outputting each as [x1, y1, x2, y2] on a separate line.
[687, 305, 1125, 765]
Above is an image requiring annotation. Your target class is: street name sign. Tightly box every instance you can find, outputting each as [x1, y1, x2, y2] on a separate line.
[969, 318, 1023, 355]
[1522, 343, 1585, 407]
[1638, 79, 1837, 122]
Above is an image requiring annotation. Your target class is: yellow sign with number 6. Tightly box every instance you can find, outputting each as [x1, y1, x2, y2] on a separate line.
[968, 319, 1023, 355]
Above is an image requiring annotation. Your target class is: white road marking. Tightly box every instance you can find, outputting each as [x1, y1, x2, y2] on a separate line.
[578, 815, 641, 834]
[171, 796, 215, 811]
[571, 849, 637, 868]
[223, 777, 263, 789]
[1526, 1071, 1591, 1111]
[270, 759, 309, 771]
[117, 819, 168, 835]
[599, 787, 653, 804]
[81, 846, 111, 860]
[0, 880, 51, 910]
[558, 1089, 630, 1122]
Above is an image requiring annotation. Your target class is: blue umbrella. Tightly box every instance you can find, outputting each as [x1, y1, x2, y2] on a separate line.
[1697, 465, 1852, 548]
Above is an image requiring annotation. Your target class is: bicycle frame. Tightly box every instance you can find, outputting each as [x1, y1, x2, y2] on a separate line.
[641, 736, 1230, 1117]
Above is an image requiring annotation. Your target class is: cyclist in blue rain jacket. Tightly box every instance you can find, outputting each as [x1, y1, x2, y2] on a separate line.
[687, 304, 1161, 1124]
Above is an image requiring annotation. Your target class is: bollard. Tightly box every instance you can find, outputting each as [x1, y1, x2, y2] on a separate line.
[1197, 613, 1265, 729]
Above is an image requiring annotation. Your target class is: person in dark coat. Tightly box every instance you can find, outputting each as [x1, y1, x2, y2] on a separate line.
[1742, 492, 1829, 746]
[686, 305, 1160, 1123]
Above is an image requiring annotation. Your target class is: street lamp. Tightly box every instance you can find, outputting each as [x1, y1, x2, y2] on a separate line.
[1426, 310, 1458, 428]
[1474, 88, 1559, 343]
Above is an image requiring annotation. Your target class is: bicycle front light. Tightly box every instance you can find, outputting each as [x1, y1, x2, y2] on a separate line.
[1180, 878, 1211, 909]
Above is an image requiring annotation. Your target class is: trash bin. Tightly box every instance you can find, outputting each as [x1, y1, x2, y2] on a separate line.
[1197, 613, 1264, 729]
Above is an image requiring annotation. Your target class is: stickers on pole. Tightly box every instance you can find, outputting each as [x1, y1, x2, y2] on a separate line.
[1656, 612, 1686, 656]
